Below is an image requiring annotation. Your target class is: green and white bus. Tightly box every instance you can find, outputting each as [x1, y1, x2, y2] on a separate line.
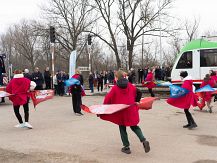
[171, 39, 217, 86]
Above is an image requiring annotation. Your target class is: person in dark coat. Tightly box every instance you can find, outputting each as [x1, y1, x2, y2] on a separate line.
[32, 67, 44, 90]
[89, 72, 94, 93]
[143, 66, 148, 81]
[70, 69, 84, 116]
[23, 69, 32, 81]
[107, 70, 114, 83]
[128, 68, 136, 84]
[154, 66, 162, 80]
[0, 73, 7, 103]
[97, 71, 104, 92]
[0, 56, 6, 76]
[56, 71, 66, 96]
[138, 68, 144, 83]
[44, 67, 51, 89]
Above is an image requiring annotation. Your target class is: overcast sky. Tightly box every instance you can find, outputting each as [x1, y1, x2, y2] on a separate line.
[0, 0, 217, 36]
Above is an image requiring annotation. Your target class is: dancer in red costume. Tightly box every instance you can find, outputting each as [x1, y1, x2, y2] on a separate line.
[101, 70, 150, 154]
[167, 71, 198, 129]
[210, 70, 217, 102]
[6, 70, 36, 129]
[200, 74, 216, 113]
[143, 68, 156, 97]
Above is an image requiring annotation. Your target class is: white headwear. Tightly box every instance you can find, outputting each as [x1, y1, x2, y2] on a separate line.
[24, 69, 29, 73]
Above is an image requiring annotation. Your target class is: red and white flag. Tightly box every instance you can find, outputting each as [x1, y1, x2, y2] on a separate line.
[30, 90, 54, 108]
[81, 104, 130, 114]
[81, 97, 158, 114]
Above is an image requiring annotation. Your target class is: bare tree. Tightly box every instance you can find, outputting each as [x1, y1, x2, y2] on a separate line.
[11, 21, 43, 70]
[43, 0, 97, 61]
[91, 0, 121, 68]
[184, 18, 200, 41]
[118, 0, 172, 69]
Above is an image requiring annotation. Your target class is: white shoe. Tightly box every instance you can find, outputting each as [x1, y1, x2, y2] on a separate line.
[14, 123, 25, 128]
[24, 122, 33, 129]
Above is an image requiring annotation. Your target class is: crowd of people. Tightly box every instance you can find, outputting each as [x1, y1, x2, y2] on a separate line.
[87, 65, 171, 94]
[23, 67, 70, 96]
[1, 64, 217, 155]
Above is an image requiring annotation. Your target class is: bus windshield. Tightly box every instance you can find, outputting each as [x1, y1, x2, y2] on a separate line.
[176, 51, 192, 69]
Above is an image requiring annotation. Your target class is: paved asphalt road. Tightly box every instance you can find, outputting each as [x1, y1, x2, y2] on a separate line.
[0, 95, 217, 163]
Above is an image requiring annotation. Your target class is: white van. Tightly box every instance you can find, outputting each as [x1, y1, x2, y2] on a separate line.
[171, 39, 217, 86]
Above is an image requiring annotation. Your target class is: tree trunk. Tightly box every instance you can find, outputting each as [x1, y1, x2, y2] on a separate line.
[115, 51, 121, 69]
[128, 49, 133, 70]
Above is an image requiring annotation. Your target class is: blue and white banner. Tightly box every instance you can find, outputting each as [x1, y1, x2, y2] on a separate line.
[64, 78, 80, 87]
[156, 81, 172, 87]
[169, 85, 189, 98]
[195, 84, 215, 93]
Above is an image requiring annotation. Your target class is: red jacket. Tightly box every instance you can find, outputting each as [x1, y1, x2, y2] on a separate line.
[211, 75, 217, 83]
[144, 72, 156, 89]
[6, 74, 31, 106]
[100, 81, 139, 126]
[200, 78, 215, 102]
[167, 77, 198, 109]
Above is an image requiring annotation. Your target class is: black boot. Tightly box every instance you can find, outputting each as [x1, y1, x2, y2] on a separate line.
[188, 116, 197, 129]
[183, 124, 191, 128]
[121, 146, 131, 154]
[183, 112, 191, 128]
[0, 98, 5, 103]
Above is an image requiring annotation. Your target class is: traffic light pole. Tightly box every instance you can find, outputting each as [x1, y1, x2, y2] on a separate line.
[50, 43, 55, 89]
[88, 45, 91, 72]
[87, 34, 92, 73]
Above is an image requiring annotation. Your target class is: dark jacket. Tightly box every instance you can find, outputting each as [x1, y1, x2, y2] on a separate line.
[24, 73, 32, 81]
[44, 70, 51, 82]
[32, 71, 44, 86]
[97, 73, 104, 83]
[57, 73, 66, 84]
[0, 56, 6, 74]
[89, 74, 94, 84]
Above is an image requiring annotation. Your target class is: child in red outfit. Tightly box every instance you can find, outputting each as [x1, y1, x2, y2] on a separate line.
[200, 74, 216, 113]
[210, 70, 217, 102]
[167, 71, 198, 129]
[144, 68, 156, 97]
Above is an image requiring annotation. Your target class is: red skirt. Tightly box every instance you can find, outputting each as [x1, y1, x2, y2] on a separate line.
[167, 92, 198, 109]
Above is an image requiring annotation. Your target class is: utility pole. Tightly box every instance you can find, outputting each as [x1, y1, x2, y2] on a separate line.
[50, 26, 56, 89]
[158, 0, 163, 68]
[142, 30, 144, 68]
[87, 34, 92, 72]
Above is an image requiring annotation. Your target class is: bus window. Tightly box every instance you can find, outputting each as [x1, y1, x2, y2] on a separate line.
[176, 51, 192, 69]
[200, 49, 217, 67]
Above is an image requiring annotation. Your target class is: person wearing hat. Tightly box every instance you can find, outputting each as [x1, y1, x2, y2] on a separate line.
[167, 71, 198, 129]
[101, 70, 150, 154]
[6, 70, 36, 129]
[23, 69, 32, 81]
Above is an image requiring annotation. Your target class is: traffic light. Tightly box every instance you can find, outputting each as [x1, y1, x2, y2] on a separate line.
[50, 26, 55, 43]
[87, 34, 92, 45]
